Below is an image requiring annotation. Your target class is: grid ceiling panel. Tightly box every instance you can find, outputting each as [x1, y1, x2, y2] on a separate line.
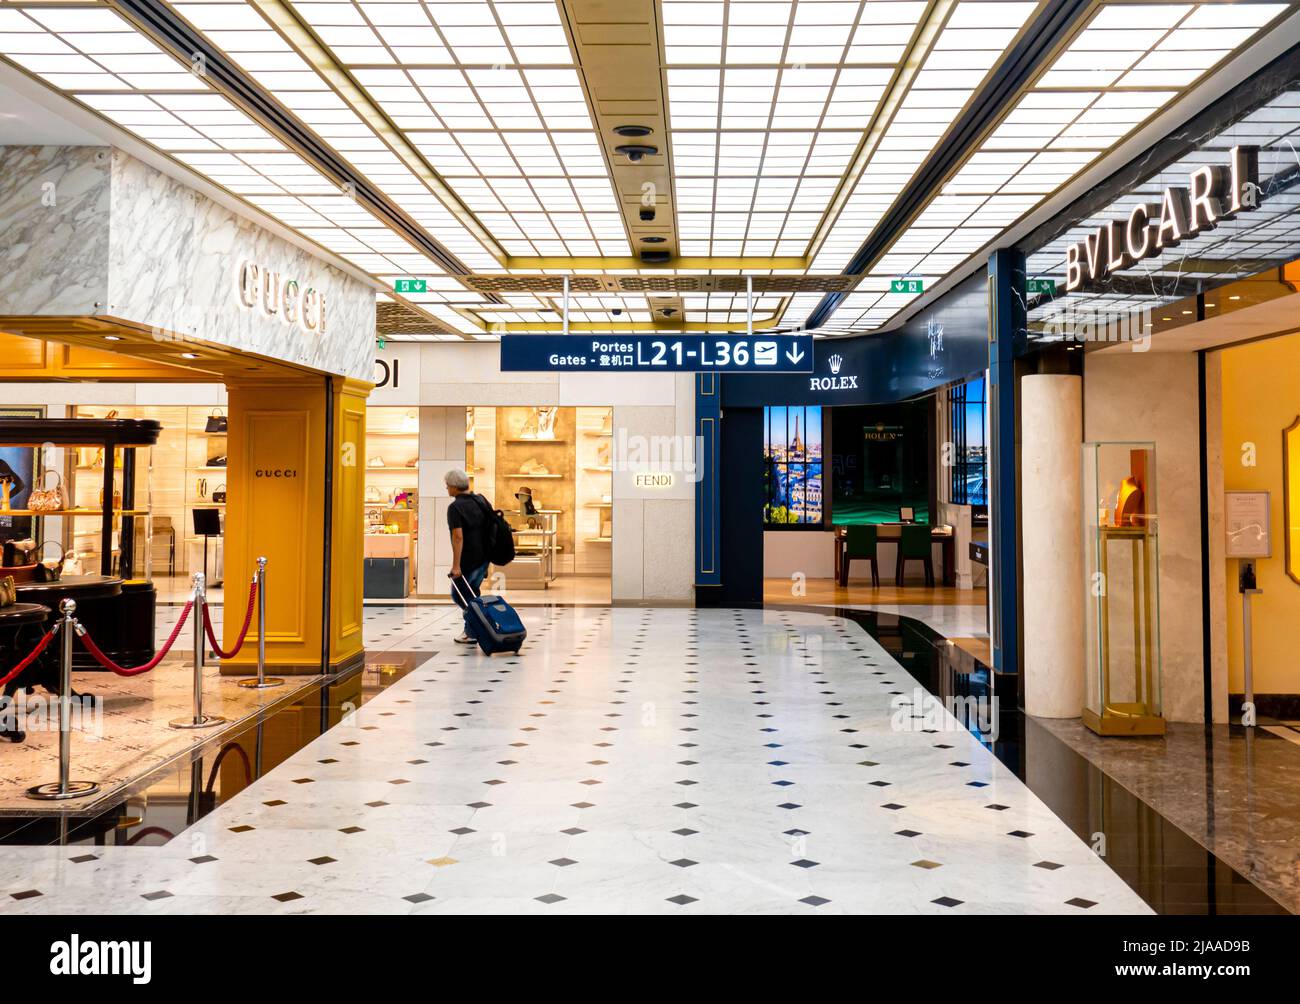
[822, 0, 1293, 333]
[0, 4, 450, 281]
[284, 0, 631, 258]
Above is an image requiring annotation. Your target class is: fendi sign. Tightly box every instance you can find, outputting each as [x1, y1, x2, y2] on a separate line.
[1065, 146, 1260, 294]
[237, 260, 328, 334]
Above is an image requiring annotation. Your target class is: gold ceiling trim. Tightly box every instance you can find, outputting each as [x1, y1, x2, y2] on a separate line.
[248, 0, 507, 268]
[485, 316, 786, 334]
[377, 299, 466, 339]
[558, 0, 675, 258]
[502, 255, 811, 271]
[801, 0, 958, 266]
[463, 274, 857, 293]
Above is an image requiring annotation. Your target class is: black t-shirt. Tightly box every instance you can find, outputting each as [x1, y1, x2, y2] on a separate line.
[447, 492, 489, 571]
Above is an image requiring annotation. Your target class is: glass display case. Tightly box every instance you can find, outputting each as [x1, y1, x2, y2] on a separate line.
[1082, 441, 1164, 736]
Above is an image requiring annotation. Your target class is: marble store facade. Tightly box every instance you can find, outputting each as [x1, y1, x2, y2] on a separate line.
[0, 143, 378, 675]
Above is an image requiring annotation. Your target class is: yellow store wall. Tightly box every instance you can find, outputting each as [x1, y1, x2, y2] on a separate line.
[1220, 329, 1300, 695]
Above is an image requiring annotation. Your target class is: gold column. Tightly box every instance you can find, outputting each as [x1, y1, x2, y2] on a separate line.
[220, 376, 369, 674]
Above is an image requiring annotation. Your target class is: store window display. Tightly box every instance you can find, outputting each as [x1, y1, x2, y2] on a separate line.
[466, 405, 612, 596]
[72, 405, 228, 591]
[364, 408, 419, 599]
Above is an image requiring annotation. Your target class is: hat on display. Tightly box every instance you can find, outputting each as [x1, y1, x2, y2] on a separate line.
[514, 485, 538, 515]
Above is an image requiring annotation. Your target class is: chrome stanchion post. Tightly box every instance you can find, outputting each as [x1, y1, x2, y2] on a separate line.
[171, 572, 225, 729]
[27, 599, 100, 800]
[239, 556, 283, 689]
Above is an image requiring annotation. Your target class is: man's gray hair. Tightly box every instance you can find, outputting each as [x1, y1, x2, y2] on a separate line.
[444, 468, 470, 490]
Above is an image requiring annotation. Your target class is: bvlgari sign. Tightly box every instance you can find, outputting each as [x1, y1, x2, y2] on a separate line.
[1065, 146, 1260, 294]
[237, 260, 328, 334]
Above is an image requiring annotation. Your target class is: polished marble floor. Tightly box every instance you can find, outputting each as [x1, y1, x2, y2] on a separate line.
[1, 605, 1149, 914]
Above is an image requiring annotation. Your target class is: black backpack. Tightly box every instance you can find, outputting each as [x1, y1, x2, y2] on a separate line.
[472, 494, 516, 566]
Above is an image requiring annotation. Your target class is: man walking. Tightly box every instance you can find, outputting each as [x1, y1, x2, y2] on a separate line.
[444, 468, 490, 645]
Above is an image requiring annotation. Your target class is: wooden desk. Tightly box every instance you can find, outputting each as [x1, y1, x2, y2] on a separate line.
[835, 524, 956, 587]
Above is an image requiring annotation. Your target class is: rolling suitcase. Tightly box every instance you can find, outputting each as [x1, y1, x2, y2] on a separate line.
[450, 575, 527, 655]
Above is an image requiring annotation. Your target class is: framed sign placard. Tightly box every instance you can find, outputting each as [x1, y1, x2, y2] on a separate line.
[1225, 490, 1271, 559]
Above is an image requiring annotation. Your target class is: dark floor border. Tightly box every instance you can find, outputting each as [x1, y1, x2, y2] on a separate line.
[767, 602, 1290, 915]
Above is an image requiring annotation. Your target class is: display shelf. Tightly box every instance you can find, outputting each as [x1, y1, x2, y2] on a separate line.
[504, 438, 568, 444]
[504, 472, 563, 478]
[585, 536, 612, 544]
[2, 508, 148, 516]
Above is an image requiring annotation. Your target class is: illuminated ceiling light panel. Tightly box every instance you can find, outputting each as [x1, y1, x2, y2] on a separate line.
[161, 0, 502, 272]
[814, 0, 1293, 335]
[664, 0, 933, 262]
[809, 1, 1040, 275]
[272, 0, 629, 260]
[0, 4, 450, 286]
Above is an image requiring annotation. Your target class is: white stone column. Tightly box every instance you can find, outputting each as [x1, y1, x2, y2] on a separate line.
[1021, 374, 1084, 718]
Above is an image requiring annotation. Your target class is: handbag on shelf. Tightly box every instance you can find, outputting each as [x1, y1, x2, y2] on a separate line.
[61, 550, 84, 577]
[3, 539, 36, 568]
[0, 575, 15, 608]
[97, 487, 123, 511]
[197, 478, 208, 499]
[28, 469, 64, 513]
[34, 541, 63, 583]
[205, 407, 228, 434]
[212, 484, 226, 504]
[207, 455, 227, 468]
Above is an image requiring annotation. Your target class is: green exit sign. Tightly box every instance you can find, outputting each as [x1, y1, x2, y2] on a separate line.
[1027, 278, 1057, 296]
[394, 278, 427, 294]
[890, 278, 923, 294]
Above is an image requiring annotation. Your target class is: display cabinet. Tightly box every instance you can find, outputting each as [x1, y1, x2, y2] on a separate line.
[0, 417, 161, 670]
[1082, 442, 1164, 736]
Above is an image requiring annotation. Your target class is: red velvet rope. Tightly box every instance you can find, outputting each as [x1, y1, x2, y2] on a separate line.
[77, 601, 193, 676]
[202, 580, 258, 660]
[0, 624, 60, 688]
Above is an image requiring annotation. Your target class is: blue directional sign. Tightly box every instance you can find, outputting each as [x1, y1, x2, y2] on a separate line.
[500, 334, 813, 374]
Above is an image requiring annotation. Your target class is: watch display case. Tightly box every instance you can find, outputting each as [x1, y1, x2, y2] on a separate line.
[1082, 441, 1164, 736]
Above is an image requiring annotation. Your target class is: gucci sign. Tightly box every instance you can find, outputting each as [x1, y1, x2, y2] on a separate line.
[1065, 146, 1260, 294]
[237, 260, 327, 334]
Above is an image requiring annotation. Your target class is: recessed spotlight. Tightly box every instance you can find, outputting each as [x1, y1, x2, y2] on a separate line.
[181, 352, 200, 359]
[613, 125, 653, 138]
[1181, 309, 1193, 315]
[615, 144, 658, 162]
[1229, 294, 1241, 300]
[1161, 316, 1172, 321]
[103, 335, 122, 341]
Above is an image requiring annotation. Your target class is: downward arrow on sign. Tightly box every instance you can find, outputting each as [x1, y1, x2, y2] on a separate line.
[786, 346, 805, 364]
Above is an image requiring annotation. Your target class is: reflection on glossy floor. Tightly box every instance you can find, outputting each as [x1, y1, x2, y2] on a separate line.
[765, 578, 987, 608]
[0, 659, 323, 813]
[0, 605, 1147, 914]
[1038, 717, 1300, 915]
[819, 605, 1291, 915]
